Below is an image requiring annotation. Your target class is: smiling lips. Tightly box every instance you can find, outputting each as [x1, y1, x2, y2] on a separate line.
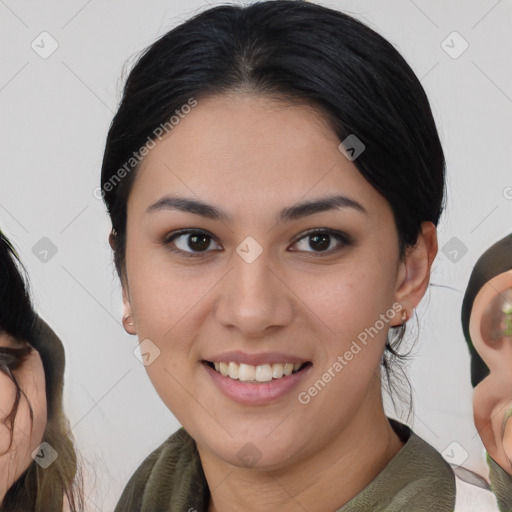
[209, 361, 305, 382]
[202, 353, 312, 404]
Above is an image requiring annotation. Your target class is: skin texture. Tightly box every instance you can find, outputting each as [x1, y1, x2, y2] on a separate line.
[471, 269, 512, 475]
[118, 92, 438, 512]
[0, 334, 47, 503]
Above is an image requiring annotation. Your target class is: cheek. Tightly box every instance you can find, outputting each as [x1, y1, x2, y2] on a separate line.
[27, 353, 48, 450]
[290, 261, 397, 342]
[126, 242, 203, 336]
[30, 388, 47, 455]
[125, 253, 216, 410]
[128, 262, 219, 348]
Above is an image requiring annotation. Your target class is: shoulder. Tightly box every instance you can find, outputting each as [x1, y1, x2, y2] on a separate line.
[338, 420, 457, 511]
[391, 421, 505, 512]
[114, 428, 209, 512]
[396, 424, 502, 512]
[486, 453, 512, 511]
[113, 437, 164, 511]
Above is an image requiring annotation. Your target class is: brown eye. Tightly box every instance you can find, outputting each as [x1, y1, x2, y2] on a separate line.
[290, 229, 352, 255]
[184, 233, 211, 251]
[165, 230, 221, 256]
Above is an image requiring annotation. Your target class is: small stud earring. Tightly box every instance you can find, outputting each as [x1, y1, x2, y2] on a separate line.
[401, 308, 408, 323]
[123, 313, 134, 327]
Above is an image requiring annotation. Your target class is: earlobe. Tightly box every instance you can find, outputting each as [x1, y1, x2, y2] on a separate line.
[388, 302, 410, 328]
[121, 286, 137, 335]
[109, 230, 116, 251]
[122, 312, 136, 334]
[390, 221, 438, 326]
[113, 231, 136, 335]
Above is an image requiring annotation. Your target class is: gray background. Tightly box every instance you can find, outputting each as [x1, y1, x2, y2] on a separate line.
[1, 0, 511, 509]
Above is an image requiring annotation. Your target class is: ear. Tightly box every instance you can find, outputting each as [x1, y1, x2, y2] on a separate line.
[109, 230, 116, 251]
[390, 221, 438, 326]
[111, 230, 137, 336]
[121, 284, 137, 335]
[470, 270, 512, 474]
[469, 270, 512, 374]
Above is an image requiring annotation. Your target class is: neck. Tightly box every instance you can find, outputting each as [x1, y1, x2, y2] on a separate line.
[199, 391, 404, 512]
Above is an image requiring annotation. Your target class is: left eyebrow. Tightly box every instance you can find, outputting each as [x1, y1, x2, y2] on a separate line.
[278, 195, 367, 223]
[146, 194, 367, 223]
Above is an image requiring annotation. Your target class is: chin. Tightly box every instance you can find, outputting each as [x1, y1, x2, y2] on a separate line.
[209, 430, 303, 471]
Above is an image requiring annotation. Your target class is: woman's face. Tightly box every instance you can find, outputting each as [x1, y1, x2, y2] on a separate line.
[122, 93, 409, 468]
[0, 334, 47, 495]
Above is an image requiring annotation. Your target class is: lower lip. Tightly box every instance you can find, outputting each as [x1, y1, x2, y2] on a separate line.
[203, 362, 312, 405]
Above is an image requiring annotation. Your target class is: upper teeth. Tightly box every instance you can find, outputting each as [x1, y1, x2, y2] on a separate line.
[212, 362, 303, 382]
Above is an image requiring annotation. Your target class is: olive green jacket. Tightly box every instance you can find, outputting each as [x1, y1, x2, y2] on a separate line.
[114, 420, 512, 511]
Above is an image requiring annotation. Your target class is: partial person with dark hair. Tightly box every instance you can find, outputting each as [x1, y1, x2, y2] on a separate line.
[0, 230, 83, 511]
[98, 1, 511, 510]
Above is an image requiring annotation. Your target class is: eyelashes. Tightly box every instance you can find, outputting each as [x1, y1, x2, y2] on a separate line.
[289, 229, 352, 254]
[162, 228, 353, 258]
[164, 229, 222, 256]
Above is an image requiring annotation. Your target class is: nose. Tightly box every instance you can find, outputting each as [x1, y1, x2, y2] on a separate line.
[214, 250, 295, 338]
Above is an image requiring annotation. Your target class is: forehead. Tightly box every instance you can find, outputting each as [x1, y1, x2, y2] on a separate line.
[128, 92, 390, 223]
[138, 92, 340, 177]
